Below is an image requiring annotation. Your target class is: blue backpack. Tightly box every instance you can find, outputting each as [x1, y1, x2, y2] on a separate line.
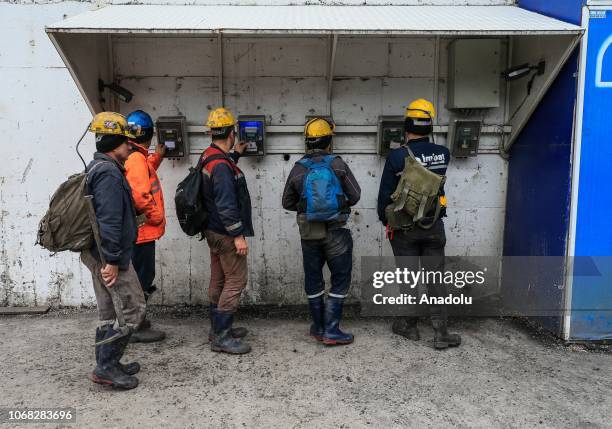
[297, 155, 346, 222]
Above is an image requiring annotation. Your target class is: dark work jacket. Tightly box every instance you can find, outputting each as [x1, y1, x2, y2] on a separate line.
[282, 150, 361, 229]
[201, 144, 254, 238]
[377, 137, 450, 225]
[86, 152, 138, 270]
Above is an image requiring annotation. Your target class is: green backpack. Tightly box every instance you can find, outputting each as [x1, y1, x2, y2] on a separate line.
[36, 162, 107, 253]
[386, 146, 446, 230]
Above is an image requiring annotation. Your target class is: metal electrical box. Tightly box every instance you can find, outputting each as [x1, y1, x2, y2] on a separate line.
[238, 115, 266, 156]
[449, 120, 482, 157]
[377, 116, 405, 156]
[447, 39, 501, 109]
[155, 116, 189, 160]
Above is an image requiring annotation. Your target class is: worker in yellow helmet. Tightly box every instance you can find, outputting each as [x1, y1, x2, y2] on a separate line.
[200, 107, 252, 354]
[377, 99, 461, 350]
[282, 117, 361, 346]
[82, 112, 146, 389]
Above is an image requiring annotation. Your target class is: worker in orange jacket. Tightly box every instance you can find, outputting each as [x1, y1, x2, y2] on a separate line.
[125, 110, 167, 343]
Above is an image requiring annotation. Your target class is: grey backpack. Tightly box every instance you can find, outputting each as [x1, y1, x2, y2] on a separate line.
[36, 162, 107, 252]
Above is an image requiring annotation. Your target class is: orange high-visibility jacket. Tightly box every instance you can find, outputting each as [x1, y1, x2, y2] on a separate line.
[125, 142, 166, 244]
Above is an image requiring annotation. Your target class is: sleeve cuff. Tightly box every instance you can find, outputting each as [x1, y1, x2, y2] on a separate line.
[225, 221, 243, 236]
[102, 253, 120, 265]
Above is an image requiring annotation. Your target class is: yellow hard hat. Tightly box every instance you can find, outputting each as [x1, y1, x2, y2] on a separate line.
[304, 118, 335, 139]
[206, 107, 236, 129]
[405, 99, 436, 120]
[89, 112, 136, 138]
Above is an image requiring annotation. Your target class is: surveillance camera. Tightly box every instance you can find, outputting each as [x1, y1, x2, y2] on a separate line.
[501, 61, 546, 82]
[98, 79, 134, 103]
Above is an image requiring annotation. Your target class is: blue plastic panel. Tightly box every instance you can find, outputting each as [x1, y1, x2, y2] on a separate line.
[571, 8, 612, 341]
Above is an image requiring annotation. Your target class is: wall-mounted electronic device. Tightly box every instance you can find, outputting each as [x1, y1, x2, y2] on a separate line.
[447, 39, 502, 109]
[155, 116, 189, 160]
[377, 116, 405, 156]
[304, 115, 335, 153]
[238, 115, 266, 157]
[449, 120, 482, 158]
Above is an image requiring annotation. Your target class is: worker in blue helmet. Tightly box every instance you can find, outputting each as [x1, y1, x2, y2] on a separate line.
[124, 110, 167, 343]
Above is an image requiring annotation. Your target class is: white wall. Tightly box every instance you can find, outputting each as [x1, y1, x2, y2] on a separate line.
[0, 0, 512, 307]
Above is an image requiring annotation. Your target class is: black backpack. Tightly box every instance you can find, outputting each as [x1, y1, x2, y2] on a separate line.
[175, 153, 225, 236]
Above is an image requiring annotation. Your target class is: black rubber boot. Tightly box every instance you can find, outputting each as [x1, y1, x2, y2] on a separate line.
[95, 326, 140, 375]
[323, 297, 354, 346]
[112, 332, 141, 375]
[130, 315, 166, 343]
[139, 318, 152, 331]
[307, 296, 325, 342]
[210, 309, 251, 354]
[431, 318, 461, 350]
[208, 304, 248, 342]
[90, 328, 139, 389]
[130, 286, 165, 342]
[391, 317, 420, 341]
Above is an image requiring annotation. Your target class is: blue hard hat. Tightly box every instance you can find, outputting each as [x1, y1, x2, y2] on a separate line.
[126, 110, 154, 129]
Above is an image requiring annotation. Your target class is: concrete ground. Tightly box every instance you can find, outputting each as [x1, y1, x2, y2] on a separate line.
[0, 309, 610, 429]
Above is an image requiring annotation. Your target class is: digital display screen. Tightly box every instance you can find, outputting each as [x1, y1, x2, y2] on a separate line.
[237, 117, 265, 156]
[165, 140, 176, 150]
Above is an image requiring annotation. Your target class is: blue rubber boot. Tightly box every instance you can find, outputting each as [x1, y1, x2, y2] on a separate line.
[323, 297, 354, 346]
[308, 296, 325, 342]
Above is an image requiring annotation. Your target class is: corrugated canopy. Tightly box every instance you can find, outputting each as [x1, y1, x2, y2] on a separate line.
[46, 5, 582, 36]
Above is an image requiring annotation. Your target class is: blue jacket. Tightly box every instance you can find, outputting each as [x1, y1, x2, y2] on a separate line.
[86, 153, 138, 269]
[377, 137, 450, 224]
[201, 145, 254, 238]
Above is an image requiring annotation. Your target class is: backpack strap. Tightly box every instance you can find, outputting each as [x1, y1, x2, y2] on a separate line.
[322, 154, 338, 166]
[417, 198, 442, 230]
[296, 158, 314, 169]
[415, 195, 428, 221]
[405, 145, 418, 162]
[202, 153, 227, 167]
[394, 181, 410, 213]
[201, 152, 236, 176]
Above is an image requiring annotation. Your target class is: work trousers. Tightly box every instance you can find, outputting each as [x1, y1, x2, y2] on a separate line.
[132, 241, 156, 297]
[205, 230, 248, 312]
[81, 249, 146, 328]
[389, 220, 447, 320]
[300, 228, 353, 300]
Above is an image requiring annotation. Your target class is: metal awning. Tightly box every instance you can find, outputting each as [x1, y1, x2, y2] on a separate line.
[45, 5, 583, 149]
[46, 5, 582, 36]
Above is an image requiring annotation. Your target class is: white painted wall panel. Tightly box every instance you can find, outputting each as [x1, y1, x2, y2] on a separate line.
[114, 36, 219, 78]
[1, 1, 513, 308]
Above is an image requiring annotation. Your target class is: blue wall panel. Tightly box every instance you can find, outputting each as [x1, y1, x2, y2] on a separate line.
[502, 52, 578, 335]
[503, 1, 582, 335]
[571, 9, 612, 341]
